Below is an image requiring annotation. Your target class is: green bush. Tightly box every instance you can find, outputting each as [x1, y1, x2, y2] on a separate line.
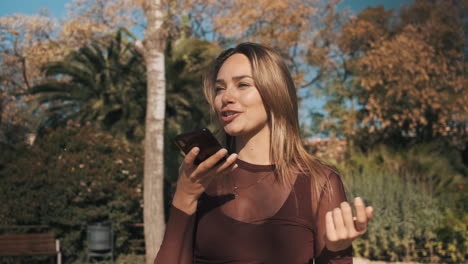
[0, 122, 144, 263]
[333, 144, 467, 262]
[343, 165, 442, 261]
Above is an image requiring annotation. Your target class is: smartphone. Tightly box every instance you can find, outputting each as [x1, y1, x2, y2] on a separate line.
[174, 128, 227, 165]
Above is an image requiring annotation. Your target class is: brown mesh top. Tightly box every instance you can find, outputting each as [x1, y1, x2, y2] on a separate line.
[155, 159, 352, 264]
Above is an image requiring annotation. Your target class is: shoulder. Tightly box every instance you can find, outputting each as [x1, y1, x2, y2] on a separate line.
[298, 161, 342, 187]
[297, 162, 347, 206]
[296, 160, 347, 216]
[321, 166, 344, 189]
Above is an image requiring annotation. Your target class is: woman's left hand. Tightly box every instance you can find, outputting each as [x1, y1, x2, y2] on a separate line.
[325, 197, 374, 252]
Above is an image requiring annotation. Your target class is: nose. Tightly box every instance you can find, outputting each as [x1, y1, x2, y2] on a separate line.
[221, 85, 236, 105]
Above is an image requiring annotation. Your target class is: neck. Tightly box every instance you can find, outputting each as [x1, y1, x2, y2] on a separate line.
[235, 125, 271, 165]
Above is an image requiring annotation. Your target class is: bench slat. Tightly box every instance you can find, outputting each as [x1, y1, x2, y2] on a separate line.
[0, 250, 57, 257]
[0, 233, 57, 256]
[0, 244, 55, 251]
[0, 233, 54, 240]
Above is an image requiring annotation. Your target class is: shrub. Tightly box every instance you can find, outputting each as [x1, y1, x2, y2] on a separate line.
[0, 122, 143, 263]
[332, 144, 467, 262]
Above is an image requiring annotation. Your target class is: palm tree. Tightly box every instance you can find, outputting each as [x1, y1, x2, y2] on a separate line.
[165, 37, 221, 133]
[163, 37, 221, 195]
[30, 28, 146, 141]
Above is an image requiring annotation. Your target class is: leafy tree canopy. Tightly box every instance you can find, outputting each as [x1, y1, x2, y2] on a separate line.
[309, 0, 467, 155]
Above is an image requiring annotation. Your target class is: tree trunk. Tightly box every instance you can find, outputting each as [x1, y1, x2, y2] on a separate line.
[142, 0, 167, 263]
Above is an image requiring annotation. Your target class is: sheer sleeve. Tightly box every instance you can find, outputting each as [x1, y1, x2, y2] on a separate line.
[313, 171, 353, 264]
[154, 205, 196, 264]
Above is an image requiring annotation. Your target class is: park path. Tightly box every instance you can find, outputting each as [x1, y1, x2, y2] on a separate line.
[354, 258, 421, 264]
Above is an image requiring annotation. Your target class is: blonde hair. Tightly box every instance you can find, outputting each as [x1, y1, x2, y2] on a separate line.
[203, 42, 331, 202]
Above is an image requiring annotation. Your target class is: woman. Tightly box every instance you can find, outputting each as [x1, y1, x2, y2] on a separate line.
[155, 42, 373, 263]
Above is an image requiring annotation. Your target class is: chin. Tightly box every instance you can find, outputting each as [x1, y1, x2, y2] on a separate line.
[222, 123, 244, 137]
[223, 127, 241, 137]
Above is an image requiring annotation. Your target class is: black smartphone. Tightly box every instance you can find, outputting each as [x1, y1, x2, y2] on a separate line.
[174, 128, 227, 165]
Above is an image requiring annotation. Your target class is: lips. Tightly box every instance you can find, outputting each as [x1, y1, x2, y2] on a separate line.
[220, 110, 241, 122]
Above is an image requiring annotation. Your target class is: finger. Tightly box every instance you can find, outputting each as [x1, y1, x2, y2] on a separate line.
[325, 211, 337, 241]
[183, 147, 200, 170]
[196, 154, 238, 182]
[198, 162, 239, 187]
[366, 206, 374, 221]
[195, 148, 228, 173]
[354, 197, 368, 232]
[340, 202, 356, 235]
[190, 149, 229, 180]
[332, 208, 347, 239]
[215, 153, 238, 173]
[230, 163, 239, 172]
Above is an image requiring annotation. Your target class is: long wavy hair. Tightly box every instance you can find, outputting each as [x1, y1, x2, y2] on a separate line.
[203, 42, 331, 202]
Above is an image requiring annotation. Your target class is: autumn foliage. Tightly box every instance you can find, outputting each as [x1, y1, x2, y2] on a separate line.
[0, 0, 466, 262]
[313, 1, 466, 152]
[351, 2, 465, 146]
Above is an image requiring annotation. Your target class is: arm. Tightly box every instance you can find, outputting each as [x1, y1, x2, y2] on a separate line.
[154, 147, 238, 264]
[154, 205, 196, 263]
[314, 171, 353, 264]
[313, 171, 374, 264]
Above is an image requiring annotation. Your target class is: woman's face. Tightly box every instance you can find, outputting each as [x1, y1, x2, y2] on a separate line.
[214, 53, 269, 138]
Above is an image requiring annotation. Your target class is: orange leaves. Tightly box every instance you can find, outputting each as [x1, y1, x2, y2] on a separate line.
[0, 13, 61, 125]
[356, 28, 465, 138]
[338, 6, 393, 54]
[189, 0, 320, 47]
[327, 0, 467, 146]
[181, 0, 343, 89]
[0, 13, 58, 72]
[62, 0, 139, 44]
[61, 20, 108, 43]
[0, 0, 146, 129]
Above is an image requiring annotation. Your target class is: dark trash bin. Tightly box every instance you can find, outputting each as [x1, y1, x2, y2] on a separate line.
[87, 222, 114, 262]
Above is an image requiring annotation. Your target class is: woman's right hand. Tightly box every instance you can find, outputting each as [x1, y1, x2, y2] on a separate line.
[172, 147, 238, 215]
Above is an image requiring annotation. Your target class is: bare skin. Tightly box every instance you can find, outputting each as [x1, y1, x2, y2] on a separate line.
[325, 197, 374, 251]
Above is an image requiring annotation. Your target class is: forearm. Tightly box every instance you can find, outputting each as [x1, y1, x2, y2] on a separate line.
[154, 203, 197, 264]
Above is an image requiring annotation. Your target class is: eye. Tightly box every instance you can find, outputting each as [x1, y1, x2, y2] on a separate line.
[239, 82, 251, 87]
[215, 86, 225, 93]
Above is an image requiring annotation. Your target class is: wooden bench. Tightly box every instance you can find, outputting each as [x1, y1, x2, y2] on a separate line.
[0, 232, 62, 264]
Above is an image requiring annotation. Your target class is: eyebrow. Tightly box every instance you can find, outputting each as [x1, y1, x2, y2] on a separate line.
[215, 75, 253, 83]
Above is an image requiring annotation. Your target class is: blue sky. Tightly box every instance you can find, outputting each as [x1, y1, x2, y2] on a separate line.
[1, 0, 70, 17]
[1, 0, 412, 19]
